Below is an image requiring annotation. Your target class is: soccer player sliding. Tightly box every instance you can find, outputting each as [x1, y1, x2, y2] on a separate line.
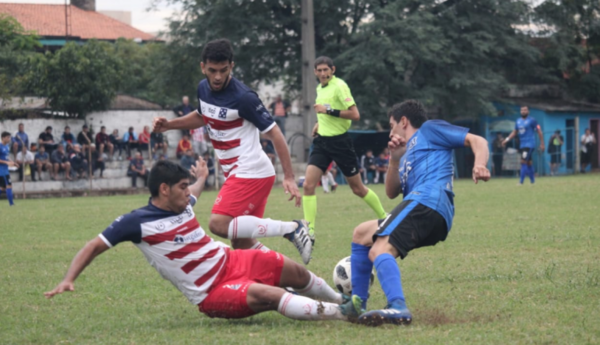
[45, 159, 352, 322]
[341, 100, 491, 326]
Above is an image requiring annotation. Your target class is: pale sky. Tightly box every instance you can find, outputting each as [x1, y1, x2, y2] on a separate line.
[0, 0, 178, 33]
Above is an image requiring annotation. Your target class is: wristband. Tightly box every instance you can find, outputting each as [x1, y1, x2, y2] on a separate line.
[327, 109, 341, 117]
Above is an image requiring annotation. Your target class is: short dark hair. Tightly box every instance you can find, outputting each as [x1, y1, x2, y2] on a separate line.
[65, 126, 70, 130]
[388, 100, 428, 129]
[202, 39, 234, 63]
[101, 126, 106, 130]
[83, 125, 88, 129]
[1, 131, 11, 139]
[314, 56, 334, 69]
[148, 161, 191, 197]
[46, 126, 52, 131]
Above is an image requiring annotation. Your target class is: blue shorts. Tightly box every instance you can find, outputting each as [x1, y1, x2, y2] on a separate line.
[0, 174, 12, 188]
[519, 148, 534, 162]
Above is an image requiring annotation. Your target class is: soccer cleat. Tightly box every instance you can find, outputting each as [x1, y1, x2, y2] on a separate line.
[358, 301, 412, 327]
[338, 295, 363, 322]
[331, 184, 337, 193]
[284, 220, 313, 265]
[309, 229, 315, 247]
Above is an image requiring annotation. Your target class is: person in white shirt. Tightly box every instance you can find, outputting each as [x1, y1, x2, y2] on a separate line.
[15, 145, 35, 182]
[580, 128, 596, 173]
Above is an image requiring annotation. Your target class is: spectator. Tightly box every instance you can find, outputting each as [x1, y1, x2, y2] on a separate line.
[91, 150, 106, 178]
[138, 126, 151, 159]
[69, 144, 88, 179]
[150, 130, 167, 159]
[580, 128, 596, 173]
[122, 127, 139, 159]
[109, 129, 124, 160]
[374, 150, 389, 184]
[50, 144, 71, 181]
[180, 149, 195, 171]
[173, 96, 194, 136]
[191, 127, 208, 155]
[38, 126, 58, 154]
[321, 162, 338, 193]
[34, 145, 53, 181]
[492, 133, 505, 177]
[548, 130, 564, 176]
[360, 150, 376, 184]
[261, 138, 276, 166]
[95, 126, 114, 161]
[127, 152, 147, 188]
[176, 134, 192, 159]
[11, 123, 29, 157]
[268, 95, 291, 136]
[203, 151, 215, 187]
[61, 126, 76, 152]
[15, 145, 35, 182]
[77, 125, 95, 153]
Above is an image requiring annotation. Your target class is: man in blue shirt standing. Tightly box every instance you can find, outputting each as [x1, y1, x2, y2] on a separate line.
[341, 100, 491, 326]
[0, 132, 18, 206]
[502, 106, 544, 184]
[12, 123, 29, 157]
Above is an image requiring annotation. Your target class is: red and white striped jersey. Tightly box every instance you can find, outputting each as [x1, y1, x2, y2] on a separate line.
[99, 196, 229, 305]
[196, 77, 276, 179]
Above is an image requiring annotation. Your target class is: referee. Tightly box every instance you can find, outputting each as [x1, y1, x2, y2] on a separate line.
[302, 56, 386, 241]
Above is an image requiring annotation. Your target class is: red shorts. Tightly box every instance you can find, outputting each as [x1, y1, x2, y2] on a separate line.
[211, 175, 275, 218]
[198, 248, 285, 319]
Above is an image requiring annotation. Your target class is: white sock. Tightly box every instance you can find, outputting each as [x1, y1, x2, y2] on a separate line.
[228, 216, 297, 240]
[250, 242, 269, 250]
[327, 172, 336, 186]
[321, 175, 330, 192]
[277, 293, 346, 321]
[296, 272, 343, 304]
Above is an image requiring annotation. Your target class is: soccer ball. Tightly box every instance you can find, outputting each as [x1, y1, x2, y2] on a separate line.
[332, 256, 375, 295]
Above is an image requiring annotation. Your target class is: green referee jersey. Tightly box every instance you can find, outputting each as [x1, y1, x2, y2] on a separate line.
[315, 76, 356, 137]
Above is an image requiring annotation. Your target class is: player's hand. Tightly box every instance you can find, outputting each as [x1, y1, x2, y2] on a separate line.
[472, 164, 490, 184]
[44, 281, 74, 299]
[8, 161, 19, 168]
[388, 134, 407, 161]
[312, 125, 319, 138]
[501, 140, 507, 147]
[152, 117, 170, 133]
[191, 158, 209, 180]
[539, 144, 545, 152]
[282, 177, 301, 207]
[313, 104, 327, 114]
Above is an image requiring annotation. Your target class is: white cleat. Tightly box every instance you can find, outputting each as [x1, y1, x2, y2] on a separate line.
[285, 220, 313, 265]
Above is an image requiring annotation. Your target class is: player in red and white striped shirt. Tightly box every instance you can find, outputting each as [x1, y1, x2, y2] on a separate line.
[45, 160, 355, 321]
[153, 39, 312, 264]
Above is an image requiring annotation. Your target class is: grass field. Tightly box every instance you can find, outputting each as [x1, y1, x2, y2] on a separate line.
[1, 175, 600, 344]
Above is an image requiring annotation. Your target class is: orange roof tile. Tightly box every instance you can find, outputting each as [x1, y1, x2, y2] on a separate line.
[0, 3, 156, 41]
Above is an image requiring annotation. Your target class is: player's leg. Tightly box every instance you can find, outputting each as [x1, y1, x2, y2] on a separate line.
[345, 174, 387, 219]
[519, 150, 527, 184]
[350, 220, 379, 310]
[303, 155, 327, 237]
[279, 255, 343, 303]
[321, 173, 330, 193]
[2, 175, 14, 206]
[526, 148, 535, 183]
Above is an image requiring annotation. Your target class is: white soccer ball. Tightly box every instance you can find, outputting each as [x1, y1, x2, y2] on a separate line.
[332, 256, 374, 295]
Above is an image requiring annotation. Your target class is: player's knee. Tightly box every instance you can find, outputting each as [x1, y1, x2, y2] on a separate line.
[208, 218, 229, 238]
[303, 180, 317, 194]
[352, 223, 372, 245]
[350, 184, 367, 197]
[249, 285, 284, 309]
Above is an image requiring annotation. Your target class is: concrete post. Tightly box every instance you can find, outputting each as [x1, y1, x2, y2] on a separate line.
[575, 116, 580, 173]
[301, 0, 317, 162]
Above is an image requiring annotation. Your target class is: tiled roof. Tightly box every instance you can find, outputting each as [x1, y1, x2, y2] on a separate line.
[0, 3, 156, 41]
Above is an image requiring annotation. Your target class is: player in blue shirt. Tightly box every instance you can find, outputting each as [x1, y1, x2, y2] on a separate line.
[502, 106, 544, 184]
[0, 132, 18, 206]
[339, 100, 491, 326]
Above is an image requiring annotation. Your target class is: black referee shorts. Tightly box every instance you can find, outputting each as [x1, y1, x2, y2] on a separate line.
[308, 133, 360, 177]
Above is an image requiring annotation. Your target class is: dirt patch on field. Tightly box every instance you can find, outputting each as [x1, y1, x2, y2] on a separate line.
[414, 308, 499, 327]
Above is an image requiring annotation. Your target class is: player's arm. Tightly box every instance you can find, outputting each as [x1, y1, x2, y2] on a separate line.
[44, 237, 110, 299]
[153, 111, 205, 133]
[536, 126, 545, 151]
[502, 130, 517, 146]
[189, 157, 209, 199]
[262, 125, 302, 207]
[313, 104, 360, 121]
[0, 158, 17, 167]
[464, 133, 491, 184]
[311, 122, 319, 137]
[385, 134, 406, 199]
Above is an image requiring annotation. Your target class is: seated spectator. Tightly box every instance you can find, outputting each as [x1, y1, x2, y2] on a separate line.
[61, 126, 76, 152]
[150, 131, 167, 159]
[138, 126, 152, 159]
[360, 150, 376, 184]
[15, 145, 35, 182]
[374, 150, 389, 184]
[11, 123, 29, 158]
[191, 127, 208, 155]
[77, 125, 95, 153]
[176, 134, 192, 159]
[109, 129, 124, 160]
[173, 96, 194, 136]
[91, 150, 106, 178]
[50, 144, 71, 181]
[122, 127, 139, 159]
[38, 126, 58, 154]
[127, 152, 147, 188]
[261, 138, 276, 166]
[95, 126, 113, 161]
[69, 144, 88, 179]
[180, 149, 195, 171]
[203, 151, 215, 187]
[34, 145, 53, 181]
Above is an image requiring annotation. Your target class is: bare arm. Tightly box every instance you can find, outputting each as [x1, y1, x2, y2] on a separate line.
[314, 104, 360, 121]
[262, 125, 301, 207]
[153, 111, 206, 133]
[464, 133, 491, 184]
[502, 129, 517, 146]
[189, 158, 209, 199]
[0, 159, 17, 167]
[44, 237, 110, 299]
[537, 127, 545, 151]
[385, 134, 407, 199]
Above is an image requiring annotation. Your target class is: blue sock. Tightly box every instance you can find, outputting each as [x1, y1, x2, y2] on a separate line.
[528, 165, 535, 183]
[6, 188, 14, 206]
[351, 243, 373, 309]
[0, 189, 3, 199]
[519, 164, 527, 184]
[374, 253, 405, 306]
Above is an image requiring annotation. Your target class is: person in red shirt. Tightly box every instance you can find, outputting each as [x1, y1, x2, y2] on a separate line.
[138, 126, 152, 159]
[95, 126, 114, 161]
[176, 134, 192, 159]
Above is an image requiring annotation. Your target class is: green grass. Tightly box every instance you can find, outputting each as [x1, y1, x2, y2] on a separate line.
[1, 175, 600, 344]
